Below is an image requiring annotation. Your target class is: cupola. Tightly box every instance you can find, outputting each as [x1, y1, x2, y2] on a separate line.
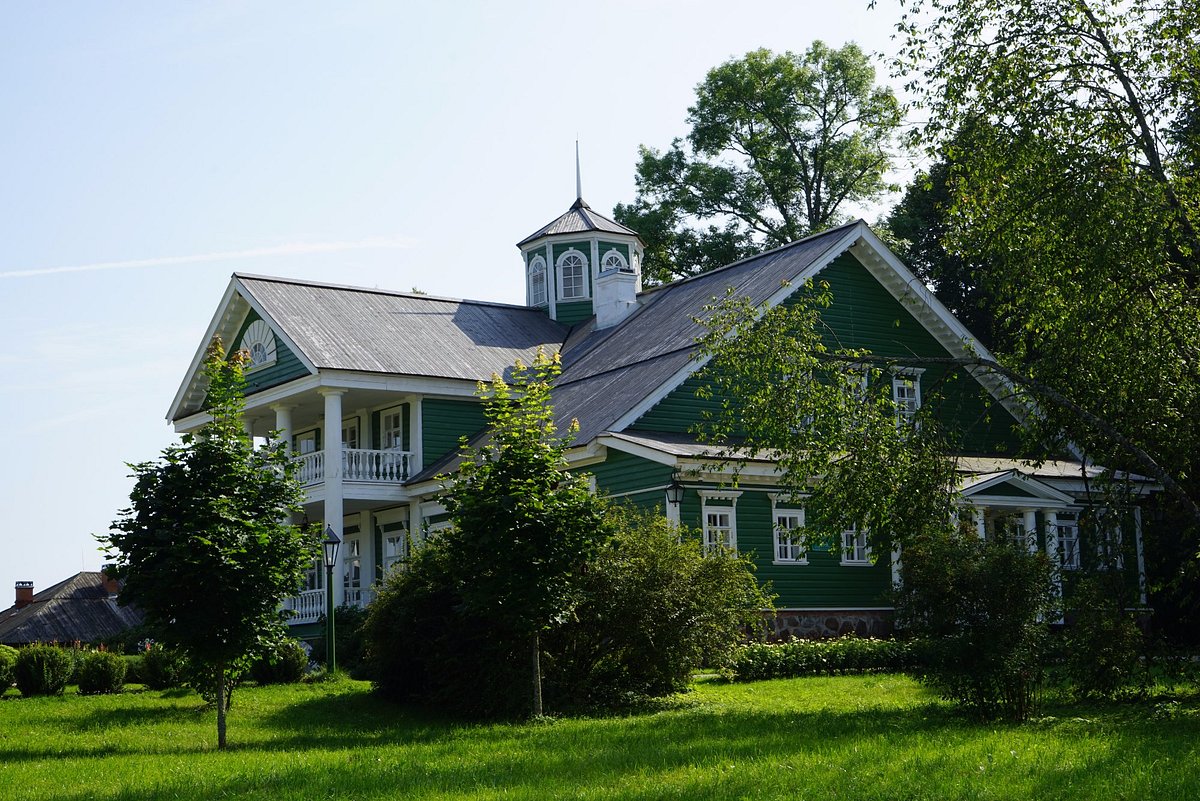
[516, 150, 645, 328]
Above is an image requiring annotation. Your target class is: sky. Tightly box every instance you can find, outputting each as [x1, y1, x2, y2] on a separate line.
[0, 1, 914, 602]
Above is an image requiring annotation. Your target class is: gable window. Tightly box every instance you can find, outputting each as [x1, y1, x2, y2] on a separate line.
[239, 319, 277, 371]
[600, 249, 630, 273]
[557, 250, 588, 300]
[528, 255, 547, 306]
[841, 525, 870, 565]
[1056, 512, 1081, 570]
[891, 368, 923, 426]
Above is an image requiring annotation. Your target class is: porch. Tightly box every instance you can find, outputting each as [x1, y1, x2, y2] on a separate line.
[293, 448, 415, 486]
[282, 586, 375, 625]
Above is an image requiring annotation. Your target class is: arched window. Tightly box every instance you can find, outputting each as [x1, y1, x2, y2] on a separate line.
[528, 255, 547, 306]
[557, 249, 588, 300]
[601, 249, 630, 273]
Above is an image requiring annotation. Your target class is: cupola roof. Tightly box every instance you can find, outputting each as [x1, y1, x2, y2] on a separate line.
[516, 196, 643, 248]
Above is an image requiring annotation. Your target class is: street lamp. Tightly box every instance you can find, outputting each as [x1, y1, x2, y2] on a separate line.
[322, 525, 341, 672]
[665, 473, 685, 507]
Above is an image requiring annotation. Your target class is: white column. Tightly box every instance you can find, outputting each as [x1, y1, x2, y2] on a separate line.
[545, 242, 556, 320]
[1022, 510, 1038, 554]
[320, 388, 347, 607]
[411, 396, 424, 475]
[974, 507, 987, 540]
[271, 404, 294, 453]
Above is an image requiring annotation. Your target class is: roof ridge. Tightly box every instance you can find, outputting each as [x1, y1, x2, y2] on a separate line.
[637, 220, 863, 297]
[233, 273, 539, 312]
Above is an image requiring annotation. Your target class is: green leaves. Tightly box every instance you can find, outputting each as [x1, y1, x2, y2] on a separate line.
[616, 43, 901, 284]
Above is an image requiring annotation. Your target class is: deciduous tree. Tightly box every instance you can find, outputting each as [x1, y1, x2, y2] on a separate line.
[103, 339, 315, 749]
[616, 43, 902, 284]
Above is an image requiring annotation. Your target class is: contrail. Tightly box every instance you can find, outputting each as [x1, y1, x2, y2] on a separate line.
[0, 237, 416, 279]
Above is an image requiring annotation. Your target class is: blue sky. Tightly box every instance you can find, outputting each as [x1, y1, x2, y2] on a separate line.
[0, 1, 909, 601]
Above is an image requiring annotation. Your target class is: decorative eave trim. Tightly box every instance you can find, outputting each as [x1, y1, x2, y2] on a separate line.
[959, 469, 1076, 505]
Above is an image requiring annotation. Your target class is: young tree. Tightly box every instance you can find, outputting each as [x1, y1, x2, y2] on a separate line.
[615, 43, 902, 284]
[442, 349, 611, 717]
[102, 338, 315, 749]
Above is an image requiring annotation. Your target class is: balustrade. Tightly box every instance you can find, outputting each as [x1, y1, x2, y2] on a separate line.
[292, 448, 413, 487]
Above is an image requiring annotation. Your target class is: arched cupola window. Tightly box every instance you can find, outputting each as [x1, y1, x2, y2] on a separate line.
[557, 249, 588, 300]
[600, 249, 631, 273]
[528, 255, 547, 306]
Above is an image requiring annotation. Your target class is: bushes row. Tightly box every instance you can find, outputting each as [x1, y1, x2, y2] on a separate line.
[726, 636, 914, 681]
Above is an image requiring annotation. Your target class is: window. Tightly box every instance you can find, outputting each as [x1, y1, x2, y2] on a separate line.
[700, 491, 741, 554]
[704, 510, 735, 553]
[528, 255, 547, 306]
[342, 419, 359, 450]
[600, 249, 629, 273]
[381, 409, 404, 450]
[1096, 512, 1125, 570]
[891, 369, 923, 426]
[342, 536, 362, 603]
[295, 431, 318, 455]
[774, 509, 807, 564]
[381, 530, 407, 575]
[841, 526, 870, 565]
[557, 250, 588, 300]
[1056, 512, 1081, 570]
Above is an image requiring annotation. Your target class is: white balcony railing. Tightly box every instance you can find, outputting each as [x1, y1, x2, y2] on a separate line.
[293, 448, 413, 487]
[282, 586, 375, 625]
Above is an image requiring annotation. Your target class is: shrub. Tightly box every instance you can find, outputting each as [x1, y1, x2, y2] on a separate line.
[367, 505, 772, 717]
[893, 530, 1056, 721]
[312, 604, 371, 678]
[726, 636, 913, 681]
[122, 654, 145, 685]
[0, 644, 17, 692]
[250, 637, 309, 685]
[545, 507, 774, 708]
[1065, 573, 1147, 699]
[14, 645, 74, 696]
[77, 650, 127, 694]
[141, 645, 187, 690]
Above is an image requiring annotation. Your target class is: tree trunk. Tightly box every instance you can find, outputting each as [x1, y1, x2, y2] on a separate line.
[531, 631, 543, 718]
[216, 664, 227, 750]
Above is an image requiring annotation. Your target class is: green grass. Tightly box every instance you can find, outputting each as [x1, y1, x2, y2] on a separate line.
[1, 675, 1197, 800]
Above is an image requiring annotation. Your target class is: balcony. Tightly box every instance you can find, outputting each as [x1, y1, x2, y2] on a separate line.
[293, 448, 414, 487]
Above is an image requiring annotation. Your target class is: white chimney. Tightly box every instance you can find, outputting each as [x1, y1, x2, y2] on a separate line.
[594, 265, 639, 329]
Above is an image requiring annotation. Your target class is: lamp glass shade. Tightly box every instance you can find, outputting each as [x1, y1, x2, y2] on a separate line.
[665, 477, 685, 506]
[322, 525, 342, 565]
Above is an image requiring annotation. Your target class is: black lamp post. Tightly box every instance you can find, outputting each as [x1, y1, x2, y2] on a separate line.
[322, 525, 341, 672]
[665, 473, 685, 508]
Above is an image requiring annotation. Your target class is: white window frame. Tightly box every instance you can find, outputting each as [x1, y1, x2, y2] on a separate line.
[342, 418, 360, 450]
[699, 490, 741, 554]
[1056, 511, 1081, 570]
[342, 536, 362, 593]
[528, 255, 547, 306]
[890, 367, 924, 426]
[556, 249, 589, 300]
[295, 430, 318, 455]
[381, 408, 404, 451]
[841, 525, 871, 565]
[600, 248, 629, 273]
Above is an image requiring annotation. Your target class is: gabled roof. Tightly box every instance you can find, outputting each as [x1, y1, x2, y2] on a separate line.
[552, 221, 865, 442]
[516, 197, 643, 248]
[169, 274, 570, 420]
[0, 572, 143, 646]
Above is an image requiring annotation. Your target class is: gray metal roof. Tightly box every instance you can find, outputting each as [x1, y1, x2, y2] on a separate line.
[0, 572, 143, 646]
[516, 197, 642, 247]
[238, 276, 570, 382]
[551, 221, 862, 442]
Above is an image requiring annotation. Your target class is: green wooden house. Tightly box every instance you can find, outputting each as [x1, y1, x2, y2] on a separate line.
[169, 194, 1153, 638]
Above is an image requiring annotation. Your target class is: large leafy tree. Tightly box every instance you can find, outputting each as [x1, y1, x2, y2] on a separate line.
[616, 43, 902, 284]
[884, 0, 1200, 547]
[103, 339, 315, 749]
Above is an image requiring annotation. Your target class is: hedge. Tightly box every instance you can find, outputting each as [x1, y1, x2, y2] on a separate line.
[725, 636, 914, 681]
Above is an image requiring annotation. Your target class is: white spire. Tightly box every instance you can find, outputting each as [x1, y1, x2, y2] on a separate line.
[575, 139, 582, 200]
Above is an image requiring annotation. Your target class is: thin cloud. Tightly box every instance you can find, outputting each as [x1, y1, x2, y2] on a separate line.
[0, 237, 416, 279]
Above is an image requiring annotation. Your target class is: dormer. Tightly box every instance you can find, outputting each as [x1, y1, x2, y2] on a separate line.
[516, 196, 645, 327]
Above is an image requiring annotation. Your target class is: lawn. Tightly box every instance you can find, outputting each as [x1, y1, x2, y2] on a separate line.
[1, 675, 1196, 800]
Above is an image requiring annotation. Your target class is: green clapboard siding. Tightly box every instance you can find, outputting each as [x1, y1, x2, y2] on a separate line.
[422, 398, 487, 465]
[631, 252, 1023, 456]
[673, 487, 891, 609]
[232, 309, 310, 396]
[554, 300, 594, 326]
[590, 449, 675, 497]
